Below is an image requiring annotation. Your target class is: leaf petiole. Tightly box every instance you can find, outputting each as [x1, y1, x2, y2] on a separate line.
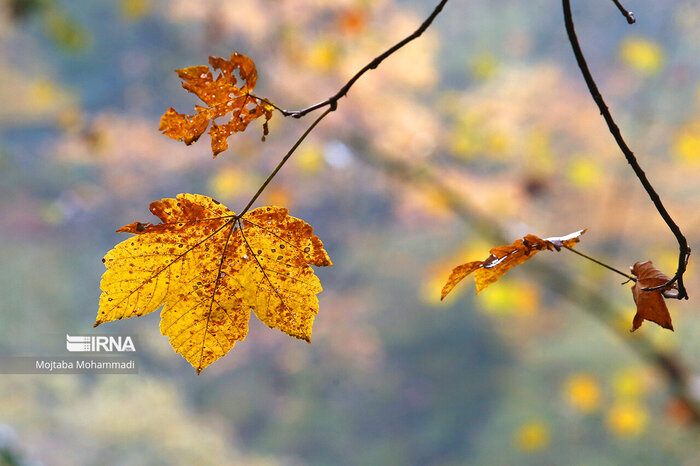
[563, 246, 636, 282]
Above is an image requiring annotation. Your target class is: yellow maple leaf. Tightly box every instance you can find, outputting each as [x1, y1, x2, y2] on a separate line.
[95, 193, 332, 374]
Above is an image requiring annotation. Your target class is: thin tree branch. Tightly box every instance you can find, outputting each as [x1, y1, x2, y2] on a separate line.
[278, 0, 449, 119]
[562, 0, 690, 299]
[611, 0, 636, 24]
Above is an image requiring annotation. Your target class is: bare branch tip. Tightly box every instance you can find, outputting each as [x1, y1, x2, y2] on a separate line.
[612, 0, 636, 24]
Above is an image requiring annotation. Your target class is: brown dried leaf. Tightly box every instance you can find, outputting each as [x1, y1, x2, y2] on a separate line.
[630, 260, 675, 332]
[441, 229, 586, 300]
[159, 52, 274, 157]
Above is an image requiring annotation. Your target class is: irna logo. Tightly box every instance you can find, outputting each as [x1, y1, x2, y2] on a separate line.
[66, 334, 136, 352]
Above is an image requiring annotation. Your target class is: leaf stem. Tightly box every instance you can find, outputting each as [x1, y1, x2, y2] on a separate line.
[563, 246, 636, 282]
[238, 107, 333, 217]
[562, 0, 690, 299]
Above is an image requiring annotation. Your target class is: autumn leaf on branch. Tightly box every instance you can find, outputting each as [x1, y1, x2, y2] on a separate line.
[159, 52, 274, 157]
[441, 230, 586, 300]
[95, 194, 332, 374]
[630, 260, 678, 332]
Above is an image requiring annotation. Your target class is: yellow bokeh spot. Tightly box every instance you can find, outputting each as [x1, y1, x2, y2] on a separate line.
[208, 168, 245, 200]
[469, 52, 500, 82]
[526, 130, 556, 176]
[28, 79, 58, 111]
[673, 122, 700, 165]
[44, 13, 90, 52]
[567, 159, 603, 189]
[295, 145, 325, 175]
[121, 0, 152, 21]
[450, 124, 480, 159]
[619, 37, 664, 75]
[449, 121, 510, 160]
[515, 420, 550, 452]
[450, 113, 506, 160]
[606, 402, 648, 437]
[564, 373, 601, 413]
[480, 280, 538, 317]
[419, 190, 452, 219]
[450, 129, 479, 159]
[307, 40, 341, 72]
[613, 369, 645, 399]
[486, 131, 510, 156]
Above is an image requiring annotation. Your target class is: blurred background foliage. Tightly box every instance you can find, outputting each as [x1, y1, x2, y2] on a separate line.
[1, 0, 700, 464]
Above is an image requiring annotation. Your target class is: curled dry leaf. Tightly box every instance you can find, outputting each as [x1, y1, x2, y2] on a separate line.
[159, 52, 274, 157]
[441, 229, 586, 300]
[630, 260, 675, 332]
[96, 194, 332, 374]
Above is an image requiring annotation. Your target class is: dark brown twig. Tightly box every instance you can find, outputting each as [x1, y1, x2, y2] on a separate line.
[611, 0, 636, 24]
[562, 0, 690, 299]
